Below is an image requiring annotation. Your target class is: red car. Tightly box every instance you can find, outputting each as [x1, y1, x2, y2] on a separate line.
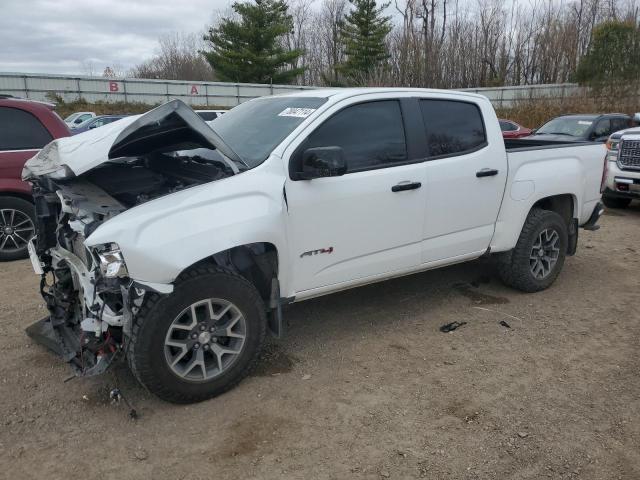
[499, 119, 532, 138]
[0, 97, 70, 260]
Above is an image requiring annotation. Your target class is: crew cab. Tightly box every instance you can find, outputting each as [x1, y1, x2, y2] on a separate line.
[22, 89, 605, 403]
[0, 98, 70, 260]
[602, 127, 640, 208]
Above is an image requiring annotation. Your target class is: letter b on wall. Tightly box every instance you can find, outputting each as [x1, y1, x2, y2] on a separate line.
[109, 81, 120, 92]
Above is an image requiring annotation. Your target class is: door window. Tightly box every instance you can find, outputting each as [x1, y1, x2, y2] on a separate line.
[499, 121, 518, 132]
[419, 100, 486, 157]
[593, 119, 611, 138]
[611, 117, 629, 133]
[0, 107, 52, 150]
[294, 100, 407, 174]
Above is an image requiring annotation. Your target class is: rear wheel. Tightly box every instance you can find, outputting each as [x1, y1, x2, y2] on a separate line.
[498, 208, 568, 293]
[602, 195, 631, 209]
[127, 265, 267, 403]
[0, 197, 36, 262]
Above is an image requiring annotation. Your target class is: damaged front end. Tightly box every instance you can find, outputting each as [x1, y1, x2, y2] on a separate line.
[23, 100, 243, 377]
[27, 180, 144, 375]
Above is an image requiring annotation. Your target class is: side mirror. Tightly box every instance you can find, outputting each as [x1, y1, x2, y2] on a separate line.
[530, 129, 537, 134]
[297, 146, 346, 180]
[88, 123, 98, 129]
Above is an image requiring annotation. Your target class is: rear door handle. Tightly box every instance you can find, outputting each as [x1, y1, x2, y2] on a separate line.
[392, 182, 422, 192]
[476, 168, 499, 178]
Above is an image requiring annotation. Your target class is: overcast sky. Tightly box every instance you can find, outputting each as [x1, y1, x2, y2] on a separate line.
[1, 0, 232, 75]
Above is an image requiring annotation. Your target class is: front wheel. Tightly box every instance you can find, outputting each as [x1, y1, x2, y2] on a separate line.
[127, 265, 267, 403]
[498, 208, 568, 293]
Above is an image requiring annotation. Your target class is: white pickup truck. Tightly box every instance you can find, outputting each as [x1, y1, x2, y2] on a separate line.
[23, 88, 605, 403]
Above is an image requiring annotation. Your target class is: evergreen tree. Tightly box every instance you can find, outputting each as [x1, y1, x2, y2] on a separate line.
[338, 0, 392, 84]
[575, 21, 640, 87]
[203, 0, 305, 84]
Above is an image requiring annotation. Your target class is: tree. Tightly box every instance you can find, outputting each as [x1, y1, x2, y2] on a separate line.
[203, 0, 305, 84]
[130, 33, 215, 81]
[338, 0, 392, 84]
[575, 20, 640, 87]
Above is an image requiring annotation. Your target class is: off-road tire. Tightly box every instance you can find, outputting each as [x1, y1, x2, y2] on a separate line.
[498, 208, 568, 293]
[602, 195, 631, 209]
[0, 196, 35, 262]
[127, 265, 267, 403]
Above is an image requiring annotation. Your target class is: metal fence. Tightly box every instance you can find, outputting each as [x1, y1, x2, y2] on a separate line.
[0, 71, 589, 109]
[0, 72, 317, 107]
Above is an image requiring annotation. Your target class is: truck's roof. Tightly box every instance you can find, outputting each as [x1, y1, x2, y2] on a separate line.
[274, 87, 486, 102]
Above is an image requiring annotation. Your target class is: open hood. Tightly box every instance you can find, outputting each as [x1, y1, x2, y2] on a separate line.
[23, 100, 242, 180]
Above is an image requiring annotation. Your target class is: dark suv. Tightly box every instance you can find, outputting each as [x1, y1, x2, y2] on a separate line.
[529, 114, 631, 143]
[0, 98, 69, 260]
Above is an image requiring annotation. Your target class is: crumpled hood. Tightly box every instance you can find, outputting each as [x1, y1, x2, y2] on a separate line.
[23, 100, 241, 180]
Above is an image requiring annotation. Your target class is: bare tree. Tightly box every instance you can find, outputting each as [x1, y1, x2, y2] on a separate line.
[130, 32, 215, 81]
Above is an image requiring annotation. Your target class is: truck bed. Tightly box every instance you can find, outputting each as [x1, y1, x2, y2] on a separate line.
[504, 138, 595, 151]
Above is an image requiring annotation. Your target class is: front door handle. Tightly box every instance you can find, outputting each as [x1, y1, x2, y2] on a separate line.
[392, 182, 422, 192]
[476, 168, 499, 178]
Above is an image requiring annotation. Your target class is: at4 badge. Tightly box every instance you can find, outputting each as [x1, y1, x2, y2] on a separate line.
[300, 247, 334, 258]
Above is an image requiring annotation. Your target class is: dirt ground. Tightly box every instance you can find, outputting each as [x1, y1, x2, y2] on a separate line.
[1, 206, 639, 480]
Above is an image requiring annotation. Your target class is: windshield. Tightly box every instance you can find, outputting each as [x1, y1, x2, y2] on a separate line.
[64, 113, 79, 122]
[211, 96, 328, 167]
[537, 117, 595, 137]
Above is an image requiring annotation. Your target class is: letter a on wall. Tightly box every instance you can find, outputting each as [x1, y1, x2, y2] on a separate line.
[190, 85, 199, 95]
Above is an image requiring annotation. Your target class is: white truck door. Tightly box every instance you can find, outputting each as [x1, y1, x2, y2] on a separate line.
[284, 99, 427, 294]
[418, 98, 508, 263]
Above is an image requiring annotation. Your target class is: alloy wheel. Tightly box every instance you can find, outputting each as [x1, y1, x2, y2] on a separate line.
[0, 209, 35, 254]
[529, 228, 560, 280]
[164, 298, 247, 382]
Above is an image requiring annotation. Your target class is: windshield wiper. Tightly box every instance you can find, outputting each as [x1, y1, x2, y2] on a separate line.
[537, 132, 575, 136]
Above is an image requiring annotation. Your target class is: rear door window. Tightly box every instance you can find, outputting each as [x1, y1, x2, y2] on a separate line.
[611, 117, 629, 133]
[0, 107, 53, 150]
[419, 100, 486, 157]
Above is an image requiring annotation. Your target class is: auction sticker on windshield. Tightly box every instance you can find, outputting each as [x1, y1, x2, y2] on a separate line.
[278, 107, 316, 118]
[578, 121, 593, 125]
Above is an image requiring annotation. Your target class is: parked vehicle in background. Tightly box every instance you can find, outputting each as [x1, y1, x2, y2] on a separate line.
[23, 90, 605, 403]
[64, 111, 96, 128]
[70, 115, 127, 135]
[195, 109, 227, 121]
[633, 113, 640, 126]
[529, 114, 631, 143]
[499, 119, 532, 138]
[602, 126, 640, 208]
[0, 98, 69, 260]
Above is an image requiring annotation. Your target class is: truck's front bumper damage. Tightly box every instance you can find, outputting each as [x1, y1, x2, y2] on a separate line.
[27, 241, 146, 377]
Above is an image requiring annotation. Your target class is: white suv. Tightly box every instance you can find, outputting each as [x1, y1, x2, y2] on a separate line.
[603, 127, 640, 208]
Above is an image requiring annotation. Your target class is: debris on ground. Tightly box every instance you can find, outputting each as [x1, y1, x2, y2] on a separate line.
[439, 321, 467, 333]
[499, 320, 511, 329]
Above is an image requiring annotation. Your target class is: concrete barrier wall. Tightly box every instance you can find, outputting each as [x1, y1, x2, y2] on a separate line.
[0, 71, 592, 109]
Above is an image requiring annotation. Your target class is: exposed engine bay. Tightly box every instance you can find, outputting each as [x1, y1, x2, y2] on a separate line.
[24, 100, 242, 377]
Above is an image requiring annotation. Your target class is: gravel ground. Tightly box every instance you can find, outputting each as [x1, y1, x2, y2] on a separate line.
[1, 205, 639, 480]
